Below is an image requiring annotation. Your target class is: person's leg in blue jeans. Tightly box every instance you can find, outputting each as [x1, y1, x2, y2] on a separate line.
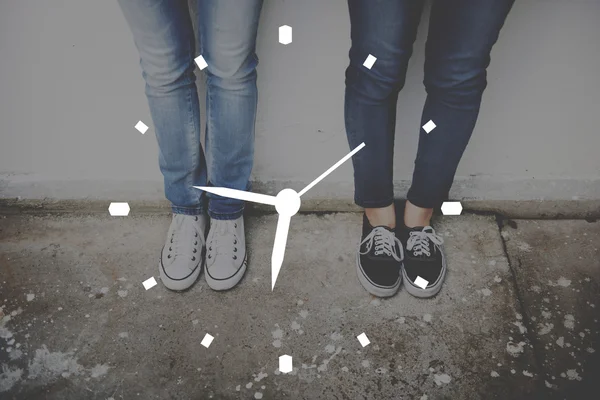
[345, 0, 514, 298]
[118, 0, 205, 215]
[198, 0, 263, 291]
[118, 0, 263, 292]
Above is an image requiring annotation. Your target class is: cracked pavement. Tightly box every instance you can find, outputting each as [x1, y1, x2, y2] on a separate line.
[0, 212, 598, 399]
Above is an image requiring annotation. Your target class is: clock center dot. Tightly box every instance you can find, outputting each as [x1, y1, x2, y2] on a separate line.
[275, 188, 301, 216]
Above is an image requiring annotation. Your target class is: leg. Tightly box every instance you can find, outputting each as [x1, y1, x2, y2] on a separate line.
[345, 0, 424, 297]
[196, 0, 264, 291]
[117, 0, 207, 291]
[118, 0, 206, 215]
[197, 0, 264, 221]
[405, 0, 515, 224]
[345, 0, 424, 228]
[401, 0, 514, 299]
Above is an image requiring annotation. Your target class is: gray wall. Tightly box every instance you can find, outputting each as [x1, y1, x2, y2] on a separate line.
[1, 0, 599, 203]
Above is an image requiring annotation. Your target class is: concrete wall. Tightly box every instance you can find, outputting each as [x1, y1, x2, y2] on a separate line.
[1, 0, 599, 203]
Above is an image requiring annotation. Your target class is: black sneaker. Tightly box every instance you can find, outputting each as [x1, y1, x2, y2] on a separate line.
[356, 214, 404, 297]
[399, 225, 446, 298]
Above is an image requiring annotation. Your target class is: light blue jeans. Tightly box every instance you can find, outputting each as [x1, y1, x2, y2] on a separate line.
[118, 0, 263, 219]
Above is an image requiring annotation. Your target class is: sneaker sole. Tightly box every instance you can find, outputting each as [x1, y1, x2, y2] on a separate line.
[355, 250, 401, 298]
[205, 252, 248, 291]
[402, 252, 447, 299]
[158, 251, 204, 292]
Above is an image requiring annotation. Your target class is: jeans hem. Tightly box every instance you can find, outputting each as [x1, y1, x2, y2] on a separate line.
[172, 206, 205, 216]
[406, 198, 439, 209]
[208, 207, 244, 220]
[406, 189, 442, 210]
[355, 197, 395, 209]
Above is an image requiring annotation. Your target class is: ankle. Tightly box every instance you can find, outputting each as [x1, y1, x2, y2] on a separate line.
[365, 205, 396, 229]
[404, 200, 433, 228]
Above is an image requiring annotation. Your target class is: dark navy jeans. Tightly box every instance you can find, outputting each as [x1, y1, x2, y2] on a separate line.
[345, 0, 514, 209]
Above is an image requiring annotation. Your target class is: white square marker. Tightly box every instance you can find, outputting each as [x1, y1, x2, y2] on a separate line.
[142, 277, 157, 290]
[363, 54, 377, 69]
[108, 202, 130, 216]
[422, 120, 436, 134]
[414, 276, 429, 290]
[441, 201, 463, 216]
[194, 55, 208, 70]
[356, 332, 370, 347]
[278, 25, 292, 45]
[201, 333, 214, 348]
[279, 354, 293, 373]
[134, 121, 149, 134]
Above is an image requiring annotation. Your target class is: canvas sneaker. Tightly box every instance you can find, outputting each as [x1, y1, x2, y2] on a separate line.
[205, 216, 247, 291]
[399, 225, 446, 298]
[159, 214, 207, 291]
[356, 214, 404, 297]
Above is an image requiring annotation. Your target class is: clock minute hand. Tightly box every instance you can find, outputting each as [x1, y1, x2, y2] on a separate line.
[194, 186, 277, 206]
[297, 142, 365, 197]
[271, 214, 291, 291]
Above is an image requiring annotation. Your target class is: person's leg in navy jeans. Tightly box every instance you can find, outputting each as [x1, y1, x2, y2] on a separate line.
[345, 0, 514, 298]
[118, 0, 263, 292]
[345, 0, 424, 298]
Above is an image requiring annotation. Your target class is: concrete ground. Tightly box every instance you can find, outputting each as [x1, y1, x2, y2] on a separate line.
[0, 212, 598, 400]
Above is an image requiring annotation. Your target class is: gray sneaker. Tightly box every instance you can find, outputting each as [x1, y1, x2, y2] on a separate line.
[205, 216, 247, 291]
[159, 214, 207, 291]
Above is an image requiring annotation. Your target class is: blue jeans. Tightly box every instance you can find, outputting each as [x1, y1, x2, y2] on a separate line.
[345, 0, 514, 209]
[118, 0, 263, 219]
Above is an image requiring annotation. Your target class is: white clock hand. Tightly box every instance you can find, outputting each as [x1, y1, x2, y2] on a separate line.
[271, 214, 291, 291]
[297, 142, 365, 197]
[194, 186, 277, 206]
[195, 143, 362, 291]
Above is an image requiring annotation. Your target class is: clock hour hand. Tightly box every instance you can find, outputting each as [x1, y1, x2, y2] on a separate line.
[271, 214, 291, 290]
[194, 186, 277, 206]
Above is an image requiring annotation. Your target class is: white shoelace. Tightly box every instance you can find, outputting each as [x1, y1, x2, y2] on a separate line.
[359, 227, 404, 262]
[406, 227, 443, 257]
[168, 214, 200, 264]
[207, 220, 240, 261]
